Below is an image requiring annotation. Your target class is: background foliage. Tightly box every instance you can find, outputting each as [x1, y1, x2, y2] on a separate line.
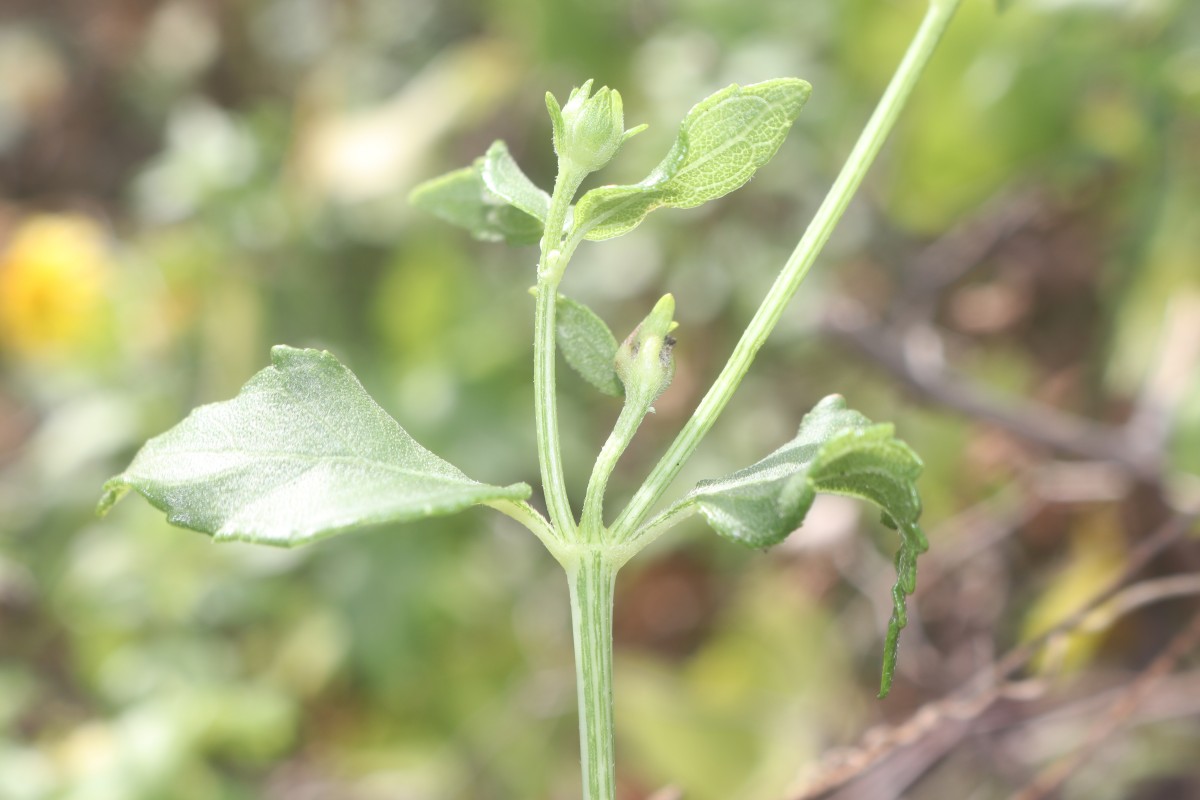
[2, 0, 1199, 798]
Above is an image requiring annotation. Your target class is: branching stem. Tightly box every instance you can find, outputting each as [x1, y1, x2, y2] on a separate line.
[611, 0, 965, 542]
[544, 6, 965, 794]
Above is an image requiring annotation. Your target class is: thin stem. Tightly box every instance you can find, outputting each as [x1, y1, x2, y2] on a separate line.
[535, 167, 586, 536]
[485, 499, 567, 562]
[580, 399, 646, 539]
[623, 499, 697, 554]
[611, 0, 964, 542]
[567, 549, 619, 800]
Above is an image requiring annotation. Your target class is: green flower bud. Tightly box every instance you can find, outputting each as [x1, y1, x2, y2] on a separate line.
[545, 80, 645, 175]
[615, 294, 677, 408]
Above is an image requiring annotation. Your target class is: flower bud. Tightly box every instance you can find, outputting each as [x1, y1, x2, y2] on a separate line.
[546, 80, 643, 175]
[615, 294, 677, 408]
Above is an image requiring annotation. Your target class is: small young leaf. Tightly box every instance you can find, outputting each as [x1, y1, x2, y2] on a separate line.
[556, 294, 622, 397]
[98, 346, 530, 547]
[409, 161, 543, 245]
[685, 395, 926, 697]
[481, 140, 551, 223]
[572, 78, 811, 241]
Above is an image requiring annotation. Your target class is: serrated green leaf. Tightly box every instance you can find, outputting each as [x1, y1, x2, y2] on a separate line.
[572, 78, 811, 241]
[98, 346, 530, 547]
[481, 140, 551, 223]
[556, 294, 622, 397]
[686, 395, 926, 696]
[409, 161, 543, 245]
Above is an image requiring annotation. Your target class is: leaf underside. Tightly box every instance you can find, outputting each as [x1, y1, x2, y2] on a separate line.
[481, 140, 551, 223]
[572, 78, 812, 241]
[687, 394, 927, 697]
[409, 160, 544, 245]
[555, 294, 622, 397]
[99, 346, 530, 547]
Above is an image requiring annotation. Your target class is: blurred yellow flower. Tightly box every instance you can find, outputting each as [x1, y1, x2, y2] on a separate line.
[0, 214, 111, 358]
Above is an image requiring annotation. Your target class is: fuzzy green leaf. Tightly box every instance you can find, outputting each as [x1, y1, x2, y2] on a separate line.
[481, 140, 551, 223]
[409, 162, 543, 245]
[687, 395, 926, 696]
[556, 295, 622, 397]
[98, 346, 530, 547]
[572, 78, 811, 241]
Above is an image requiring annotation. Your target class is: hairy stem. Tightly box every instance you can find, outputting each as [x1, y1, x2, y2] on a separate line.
[567, 549, 619, 800]
[581, 399, 646, 539]
[611, 0, 965, 542]
[535, 168, 586, 536]
[624, 499, 697, 554]
[486, 499, 565, 560]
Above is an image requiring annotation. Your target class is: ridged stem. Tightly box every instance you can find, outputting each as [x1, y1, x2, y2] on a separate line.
[534, 167, 586, 536]
[566, 549, 618, 800]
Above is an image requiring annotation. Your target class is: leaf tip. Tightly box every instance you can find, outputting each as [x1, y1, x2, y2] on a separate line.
[623, 123, 649, 143]
[269, 344, 333, 371]
[770, 76, 813, 106]
[506, 482, 535, 502]
[878, 618, 902, 698]
[96, 478, 130, 517]
[545, 91, 564, 145]
[813, 393, 848, 414]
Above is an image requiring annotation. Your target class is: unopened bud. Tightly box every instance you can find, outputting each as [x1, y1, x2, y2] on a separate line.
[615, 294, 677, 407]
[546, 80, 644, 175]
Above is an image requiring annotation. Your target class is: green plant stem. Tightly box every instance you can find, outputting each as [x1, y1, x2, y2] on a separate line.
[486, 499, 565, 559]
[535, 167, 587, 537]
[566, 548, 618, 800]
[610, 0, 964, 542]
[580, 398, 646, 538]
[625, 499, 697, 553]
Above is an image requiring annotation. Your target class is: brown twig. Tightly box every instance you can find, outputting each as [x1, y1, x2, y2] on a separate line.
[1009, 605, 1200, 800]
[821, 300, 1163, 480]
[976, 672, 1200, 741]
[785, 511, 1198, 800]
[898, 187, 1047, 320]
[778, 175, 1200, 799]
[789, 679, 1045, 800]
[1080, 573, 1200, 633]
[984, 511, 1196, 684]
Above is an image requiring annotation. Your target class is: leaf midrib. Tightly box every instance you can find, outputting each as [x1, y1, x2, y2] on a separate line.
[670, 94, 774, 186]
[137, 449, 473, 485]
[579, 92, 782, 236]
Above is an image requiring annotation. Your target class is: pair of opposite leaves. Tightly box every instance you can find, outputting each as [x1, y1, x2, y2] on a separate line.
[99, 79, 926, 696]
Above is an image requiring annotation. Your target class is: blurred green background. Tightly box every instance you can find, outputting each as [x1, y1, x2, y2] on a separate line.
[2, 0, 1199, 798]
